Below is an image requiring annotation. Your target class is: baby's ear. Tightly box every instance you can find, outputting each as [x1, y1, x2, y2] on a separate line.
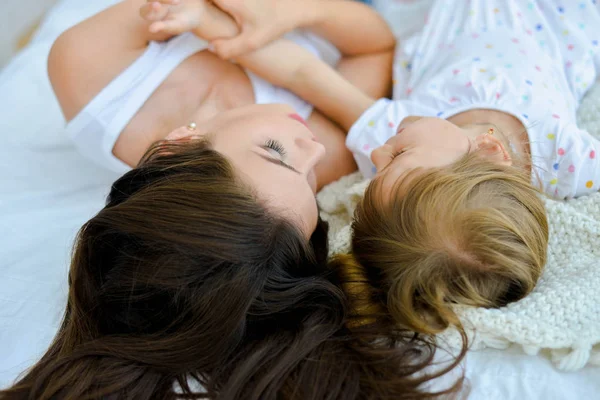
[473, 134, 512, 166]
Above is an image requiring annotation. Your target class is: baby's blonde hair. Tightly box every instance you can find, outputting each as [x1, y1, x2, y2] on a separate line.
[347, 152, 548, 334]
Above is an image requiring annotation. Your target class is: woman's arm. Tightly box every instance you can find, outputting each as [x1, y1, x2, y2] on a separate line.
[48, 0, 179, 121]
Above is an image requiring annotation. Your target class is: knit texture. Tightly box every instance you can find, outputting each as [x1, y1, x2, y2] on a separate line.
[317, 83, 600, 371]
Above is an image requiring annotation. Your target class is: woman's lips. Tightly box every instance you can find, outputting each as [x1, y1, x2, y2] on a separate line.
[289, 113, 318, 141]
[288, 113, 308, 127]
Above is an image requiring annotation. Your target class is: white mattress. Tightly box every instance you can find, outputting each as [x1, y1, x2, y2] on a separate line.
[0, 0, 598, 397]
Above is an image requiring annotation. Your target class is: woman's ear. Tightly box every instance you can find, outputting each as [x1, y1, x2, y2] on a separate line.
[164, 125, 204, 142]
[472, 134, 512, 166]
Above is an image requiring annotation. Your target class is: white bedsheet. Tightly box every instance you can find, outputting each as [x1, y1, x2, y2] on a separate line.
[0, 0, 598, 397]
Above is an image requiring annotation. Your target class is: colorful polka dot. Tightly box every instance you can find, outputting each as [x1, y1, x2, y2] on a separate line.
[522, 95, 529, 101]
[568, 165, 576, 173]
[437, 111, 444, 117]
[523, 113, 529, 119]
[493, 8, 499, 13]
[472, 33, 479, 39]
[479, 68, 487, 73]
[388, 122, 395, 128]
[580, 3, 587, 9]
[368, 121, 375, 127]
[486, 44, 494, 49]
[568, 44, 575, 50]
[505, 63, 513, 68]
[558, 148, 566, 156]
[526, 79, 533, 85]
[512, 38, 520, 43]
[473, 57, 481, 62]
[453, 69, 460, 75]
[496, 92, 501, 99]
[536, 24, 543, 31]
[550, 178, 558, 185]
[497, 53, 504, 58]
[526, 29, 533, 36]
[547, 133, 556, 140]
[562, 29, 569, 36]
[590, 150, 596, 159]
[489, 76, 497, 82]
[566, 61, 573, 68]
[593, 40, 599, 46]
[535, 65, 542, 72]
[552, 114, 561, 119]
[465, 81, 473, 87]
[363, 144, 371, 151]
[553, 163, 559, 170]
[586, 181, 594, 189]
[557, 6, 564, 13]
[579, 23, 586, 30]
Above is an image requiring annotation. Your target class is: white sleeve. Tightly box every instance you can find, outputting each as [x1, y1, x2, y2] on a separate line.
[65, 33, 207, 173]
[345, 98, 431, 178]
[534, 121, 600, 199]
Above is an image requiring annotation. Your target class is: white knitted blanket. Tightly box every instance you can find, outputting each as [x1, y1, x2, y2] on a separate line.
[317, 83, 600, 372]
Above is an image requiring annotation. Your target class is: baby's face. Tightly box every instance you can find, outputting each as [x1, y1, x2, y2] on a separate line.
[370, 116, 473, 198]
[370, 116, 511, 201]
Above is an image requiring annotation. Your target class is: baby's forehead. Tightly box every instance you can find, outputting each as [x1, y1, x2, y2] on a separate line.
[366, 167, 425, 206]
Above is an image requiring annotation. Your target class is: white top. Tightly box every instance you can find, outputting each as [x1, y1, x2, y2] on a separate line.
[347, 0, 600, 199]
[66, 31, 340, 173]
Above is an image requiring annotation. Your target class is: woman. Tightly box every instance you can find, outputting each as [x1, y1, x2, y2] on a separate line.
[49, 0, 394, 188]
[0, 121, 464, 398]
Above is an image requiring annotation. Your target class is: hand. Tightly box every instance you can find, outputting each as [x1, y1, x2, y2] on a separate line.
[209, 0, 303, 60]
[140, 0, 208, 36]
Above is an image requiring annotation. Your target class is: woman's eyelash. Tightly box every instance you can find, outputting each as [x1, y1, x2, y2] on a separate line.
[265, 139, 287, 156]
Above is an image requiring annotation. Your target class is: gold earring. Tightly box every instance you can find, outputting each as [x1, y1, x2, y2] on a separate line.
[187, 122, 197, 131]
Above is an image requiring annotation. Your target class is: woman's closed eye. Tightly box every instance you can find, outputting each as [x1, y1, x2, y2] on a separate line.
[261, 138, 299, 173]
[264, 138, 287, 159]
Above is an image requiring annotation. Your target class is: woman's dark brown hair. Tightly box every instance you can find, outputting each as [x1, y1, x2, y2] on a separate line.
[1, 140, 464, 399]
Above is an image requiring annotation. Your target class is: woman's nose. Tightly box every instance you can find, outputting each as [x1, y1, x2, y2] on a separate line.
[295, 136, 326, 173]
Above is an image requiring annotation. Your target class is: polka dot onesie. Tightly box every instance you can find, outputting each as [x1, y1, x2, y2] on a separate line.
[347, 0, 600, 199]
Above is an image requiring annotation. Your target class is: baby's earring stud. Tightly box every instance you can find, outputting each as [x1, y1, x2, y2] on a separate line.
[187, 122, 197, 131]
[487, 127, 494, 136]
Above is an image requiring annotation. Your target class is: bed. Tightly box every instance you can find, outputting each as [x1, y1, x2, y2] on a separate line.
[0, 0, 598, 397]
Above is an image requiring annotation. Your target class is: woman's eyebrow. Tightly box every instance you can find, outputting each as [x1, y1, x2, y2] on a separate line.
[257, 153, 300, 174]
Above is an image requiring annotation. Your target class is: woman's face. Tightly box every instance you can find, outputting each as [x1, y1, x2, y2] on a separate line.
[167, 104, 325, 237]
